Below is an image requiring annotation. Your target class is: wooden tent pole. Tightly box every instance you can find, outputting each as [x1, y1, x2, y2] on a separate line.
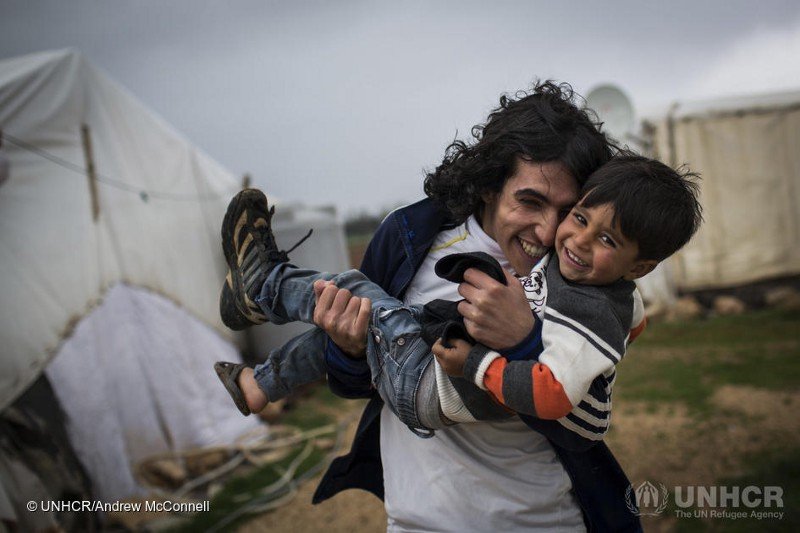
[80, 124, 100, 221]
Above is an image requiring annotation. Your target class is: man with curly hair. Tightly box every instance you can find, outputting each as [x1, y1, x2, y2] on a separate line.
[220, 82, 642, 532]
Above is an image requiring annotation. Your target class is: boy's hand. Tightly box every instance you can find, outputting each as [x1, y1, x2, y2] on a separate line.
[457, 267, 534, 351]
[313, 280, 371, 359]
[432, 338, 473, 377]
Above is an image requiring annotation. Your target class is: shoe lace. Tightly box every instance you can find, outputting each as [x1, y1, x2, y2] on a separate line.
[265, 228, 314, 262]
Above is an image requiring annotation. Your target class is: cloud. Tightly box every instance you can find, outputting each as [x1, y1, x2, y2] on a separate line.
[689, 18, 800, 98]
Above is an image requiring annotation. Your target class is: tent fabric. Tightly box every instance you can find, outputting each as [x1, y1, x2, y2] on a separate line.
[45, 284, 262, 502]
[0, 49, 240, 410]
[0, 49, 351, 504]
[648, 91, 800, 290]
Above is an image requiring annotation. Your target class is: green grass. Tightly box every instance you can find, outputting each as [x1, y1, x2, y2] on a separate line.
[615, 309, 800, 413]
[346, 233, 373, 247]
[172, 445, 327, 532]
[632, 309, 800, 350]
[280, 381, 349, 429]
[169, 384, 345, 532]
[617, 308, 800, 531]
[670, 447, 800, 532]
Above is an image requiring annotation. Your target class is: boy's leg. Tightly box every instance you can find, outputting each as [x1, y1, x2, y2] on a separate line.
[252, 327, 329, 402]
[363, 303, 449, 431]
[255, 265, 402, 326]
[216, 326, 330, 415]
[217, 190, 447, 429]
[258, 267, 447, 430]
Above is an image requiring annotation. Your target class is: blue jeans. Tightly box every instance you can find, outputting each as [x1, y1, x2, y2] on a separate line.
[252, 264, 438, 432]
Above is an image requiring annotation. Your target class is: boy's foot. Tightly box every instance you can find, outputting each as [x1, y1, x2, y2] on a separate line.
[219, 189, 311, 330]
[214, 362, 269, 415]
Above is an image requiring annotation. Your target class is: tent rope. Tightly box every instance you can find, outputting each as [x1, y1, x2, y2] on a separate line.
[131, 413, 353, 529]
[2, 131, 237, 202]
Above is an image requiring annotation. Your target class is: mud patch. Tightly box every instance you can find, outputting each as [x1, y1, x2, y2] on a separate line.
[241, 386, 798, 533]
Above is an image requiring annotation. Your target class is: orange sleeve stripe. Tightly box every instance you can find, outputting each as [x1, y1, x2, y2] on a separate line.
[532, 363, 573, 419]
[629, 316, 647, 343]
[483, 357, 507, 404]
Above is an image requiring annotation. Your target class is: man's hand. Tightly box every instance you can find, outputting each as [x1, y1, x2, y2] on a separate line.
[432, 338, 473, 377]
[313, 280, 371, 359]
[457, 267, 534, 351]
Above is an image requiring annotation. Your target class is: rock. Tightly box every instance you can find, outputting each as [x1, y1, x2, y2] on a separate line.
[713, 295, 746, 315]
[668, 296, 704, 321]
[764, 286, 800, 311]
[185, 449, 229, 477]
[138, 459, 186, 489]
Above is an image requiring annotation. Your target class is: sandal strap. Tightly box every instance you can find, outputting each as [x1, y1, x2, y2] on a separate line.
[214, 362, 251, 416]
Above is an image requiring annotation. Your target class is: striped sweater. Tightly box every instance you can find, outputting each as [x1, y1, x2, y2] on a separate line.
[463, 253, 646, 442]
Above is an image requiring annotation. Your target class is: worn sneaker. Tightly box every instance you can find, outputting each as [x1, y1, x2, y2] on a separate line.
[219, 189, 311, 330]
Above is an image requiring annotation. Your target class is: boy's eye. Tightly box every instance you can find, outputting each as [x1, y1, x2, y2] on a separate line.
[573, 212, 587, 226]
[600, 234, 617, 248]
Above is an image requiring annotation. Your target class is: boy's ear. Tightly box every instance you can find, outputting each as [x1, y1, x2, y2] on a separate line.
[624, 260, 658, 281]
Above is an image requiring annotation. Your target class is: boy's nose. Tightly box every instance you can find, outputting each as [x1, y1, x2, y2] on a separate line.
[572, 229, 591, 250]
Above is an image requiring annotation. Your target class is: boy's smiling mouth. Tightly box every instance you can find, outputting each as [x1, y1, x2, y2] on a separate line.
[564, 247, 589, 268]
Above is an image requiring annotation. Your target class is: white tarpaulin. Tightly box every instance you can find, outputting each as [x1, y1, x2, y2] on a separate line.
[45, 284, 262, 501]
[0, 49, 241, 409]
[646, 90, 800, 290]
[0, 49, 354, 506]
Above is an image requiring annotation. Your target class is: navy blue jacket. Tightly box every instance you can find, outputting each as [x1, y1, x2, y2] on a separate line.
[312, 198, 642, 533]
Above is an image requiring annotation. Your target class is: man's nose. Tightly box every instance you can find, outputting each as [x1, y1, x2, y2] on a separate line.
[534, 210, 560, 247]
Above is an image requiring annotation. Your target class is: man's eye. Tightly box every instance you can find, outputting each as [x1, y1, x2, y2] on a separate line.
[520, 198, 541, 208]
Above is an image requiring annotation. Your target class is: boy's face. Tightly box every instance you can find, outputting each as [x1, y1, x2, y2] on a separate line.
[555, 203, 656, 285]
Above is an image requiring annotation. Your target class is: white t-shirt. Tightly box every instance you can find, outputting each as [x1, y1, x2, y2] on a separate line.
[381, 216, 585, 532]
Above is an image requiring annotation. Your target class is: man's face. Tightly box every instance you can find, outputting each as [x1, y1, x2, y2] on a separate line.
[480, 158, 579, 275]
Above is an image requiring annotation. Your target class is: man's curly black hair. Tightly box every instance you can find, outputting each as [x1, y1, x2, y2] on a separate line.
[423, 81, 614, 223]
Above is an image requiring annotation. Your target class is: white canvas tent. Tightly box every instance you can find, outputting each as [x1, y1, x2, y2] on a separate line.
[642, 90, 800, 292]
[0, 48, 348, 513]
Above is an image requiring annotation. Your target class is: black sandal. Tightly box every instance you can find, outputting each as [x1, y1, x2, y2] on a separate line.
[214, 362, 251, 416]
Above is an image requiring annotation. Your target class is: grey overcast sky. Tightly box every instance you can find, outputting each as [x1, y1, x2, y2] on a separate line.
[2, 1, 800, 216]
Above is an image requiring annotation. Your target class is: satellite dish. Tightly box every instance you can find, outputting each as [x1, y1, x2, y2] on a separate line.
[586, 84, 635, 143]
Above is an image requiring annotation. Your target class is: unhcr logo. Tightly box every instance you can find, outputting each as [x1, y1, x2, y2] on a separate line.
[625, 481, 669, 516]
[625, 481, 785, 521]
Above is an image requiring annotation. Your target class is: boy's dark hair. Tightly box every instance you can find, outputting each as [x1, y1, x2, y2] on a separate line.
[424, 81, 614, 223]
[580, 154, 703, 262]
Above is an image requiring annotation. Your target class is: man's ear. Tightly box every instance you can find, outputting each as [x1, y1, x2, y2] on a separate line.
[477, 191, 497, 228]
[624, 260, 658, 281]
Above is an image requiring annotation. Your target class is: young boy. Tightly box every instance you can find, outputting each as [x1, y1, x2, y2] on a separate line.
[216, 154, 702, 447]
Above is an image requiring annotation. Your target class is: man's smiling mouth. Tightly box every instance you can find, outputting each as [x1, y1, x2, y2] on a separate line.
[518, 237, 546, 259]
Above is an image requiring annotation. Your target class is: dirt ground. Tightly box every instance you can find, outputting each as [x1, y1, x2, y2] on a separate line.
[233, 383, 798, 533]
[237, 408, 387, 533]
